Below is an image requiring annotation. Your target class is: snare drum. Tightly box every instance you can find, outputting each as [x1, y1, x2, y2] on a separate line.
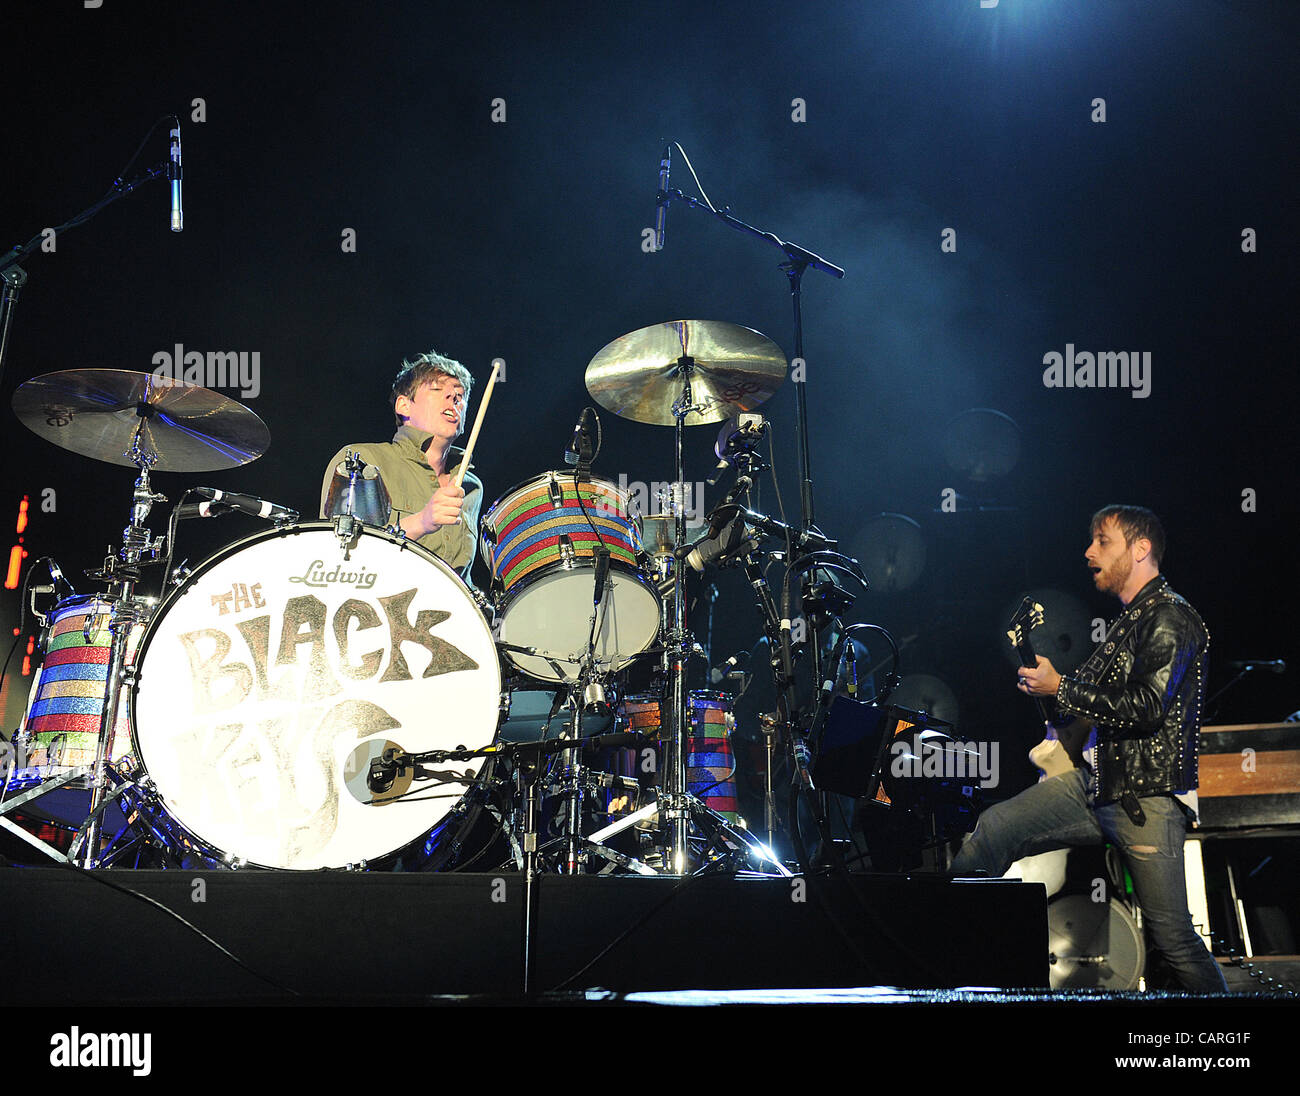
[129, 522, 501, 870]
[480, 472, 661, 683]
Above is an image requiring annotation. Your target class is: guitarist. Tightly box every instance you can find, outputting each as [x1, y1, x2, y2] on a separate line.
[950, 505, 1226, 993]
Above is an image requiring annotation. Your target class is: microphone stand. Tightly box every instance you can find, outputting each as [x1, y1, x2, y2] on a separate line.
[658, 185, 846, 870]
[1203, 665, 1267, 724]
[370, 730, 650, 995]
[1, 162, 170, 391]
[657, 187, 845, 534]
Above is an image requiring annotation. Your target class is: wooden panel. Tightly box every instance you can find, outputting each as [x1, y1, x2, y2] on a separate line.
[1199, 750, 1300, 798]
[1197, 723, 1300, 828]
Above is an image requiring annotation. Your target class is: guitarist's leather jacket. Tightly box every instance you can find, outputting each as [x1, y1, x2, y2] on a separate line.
[1054, 575, 1207, 806]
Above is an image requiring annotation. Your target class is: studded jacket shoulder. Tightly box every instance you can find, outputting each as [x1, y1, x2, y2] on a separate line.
[1055, 575, 1207, 805]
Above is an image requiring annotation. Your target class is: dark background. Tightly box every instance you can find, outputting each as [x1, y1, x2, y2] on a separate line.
[2, 0, 1296, 803]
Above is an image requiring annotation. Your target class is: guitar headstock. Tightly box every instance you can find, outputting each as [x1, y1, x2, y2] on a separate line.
[1006, 597, 1045, 650]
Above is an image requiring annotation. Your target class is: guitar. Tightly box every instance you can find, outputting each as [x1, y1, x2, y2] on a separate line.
[1006, 597, 1094, 780]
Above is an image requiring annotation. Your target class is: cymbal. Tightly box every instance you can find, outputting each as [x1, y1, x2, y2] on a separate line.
[584, 320, 786, 426]
[942, 408, 1022, 482]
[12, 369, 269, 472]
[853, 512, 926, 594]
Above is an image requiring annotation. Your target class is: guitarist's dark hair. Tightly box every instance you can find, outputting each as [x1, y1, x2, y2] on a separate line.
[1090, 504, 1165, 567]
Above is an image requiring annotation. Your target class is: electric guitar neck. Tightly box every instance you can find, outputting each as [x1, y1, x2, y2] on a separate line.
[1006, 597, 1092, 779]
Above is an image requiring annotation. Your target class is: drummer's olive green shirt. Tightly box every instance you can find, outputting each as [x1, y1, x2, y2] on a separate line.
[320, 424, 482, 579]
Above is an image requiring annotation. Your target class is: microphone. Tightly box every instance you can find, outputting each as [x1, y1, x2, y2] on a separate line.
[654, 144, 671, 251]
[168, 120, 183, 232]
[592, 543, 611, 606]
[176, 499, 234, 520]
[367, 750, 408, 794]
[564, 408, 593, 467]
[710, 652, 745, 685]
[47, 558, 77, 600]
[1228, 659, 1286, 674]
[683, 514, 754, 572]
[179, 488, 299, 523]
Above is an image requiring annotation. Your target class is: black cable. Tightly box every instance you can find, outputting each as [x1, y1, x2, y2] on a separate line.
[111, 115, 177, 190]
[53, 861, 302, 999]
[549, 871, 706, 991]
[1198, 923, 1298, 997]
[159, 486, 206, 595]
[571, 410, 611, 656]
[0, 555, 59, 708]
[766, 429, 788, 530]
[12, 117, 178, 250]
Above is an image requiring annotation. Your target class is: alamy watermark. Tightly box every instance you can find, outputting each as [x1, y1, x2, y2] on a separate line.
[890, 733, 1000, 789]
[611, 476, 706, 522]
[152, 344, 261, 398]
[49, 1027, 151, 1077]
[1042, 345, 1151, 399]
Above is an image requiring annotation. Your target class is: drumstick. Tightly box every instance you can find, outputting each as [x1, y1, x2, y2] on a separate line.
[454, 359, 500, 488]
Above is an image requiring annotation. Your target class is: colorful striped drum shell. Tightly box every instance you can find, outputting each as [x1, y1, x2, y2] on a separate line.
[687, 691, 738, 823]
[480, 472, 661, 684]
[481, 473, 642, 594]
[21, 598, 138, 770]
[612, 692, 739, 823]
[621, 696, 664, 738]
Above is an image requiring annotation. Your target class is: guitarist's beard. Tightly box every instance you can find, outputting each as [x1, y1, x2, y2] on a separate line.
[1092, 553, 1133, 597]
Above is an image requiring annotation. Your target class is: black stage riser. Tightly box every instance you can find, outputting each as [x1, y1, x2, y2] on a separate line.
[1, 871, 1044, 1003]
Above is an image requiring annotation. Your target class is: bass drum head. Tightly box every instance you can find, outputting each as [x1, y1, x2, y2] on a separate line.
[131, 522, 501, 870]
[1047, 894, 1146, 990]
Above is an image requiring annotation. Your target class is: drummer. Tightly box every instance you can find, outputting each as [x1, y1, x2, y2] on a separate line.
[320, 351, 482, 580]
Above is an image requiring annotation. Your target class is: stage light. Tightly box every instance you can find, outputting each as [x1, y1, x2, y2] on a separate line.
[4, 544, 26, 590]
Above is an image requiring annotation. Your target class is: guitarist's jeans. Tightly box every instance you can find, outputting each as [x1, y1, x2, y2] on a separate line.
[951, 768, 1227, 994]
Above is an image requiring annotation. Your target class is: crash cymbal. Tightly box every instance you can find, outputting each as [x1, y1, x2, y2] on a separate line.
[585, 319, 786, 426]
[12, 369, 269, 472]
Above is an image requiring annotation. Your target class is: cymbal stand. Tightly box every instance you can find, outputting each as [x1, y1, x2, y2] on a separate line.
[655, 356, 699, 874]
[70, 434, 168, 868]
[550, 451, 615, 875]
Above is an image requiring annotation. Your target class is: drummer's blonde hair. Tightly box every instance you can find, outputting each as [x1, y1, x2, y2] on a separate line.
[392, 351, 475, 426]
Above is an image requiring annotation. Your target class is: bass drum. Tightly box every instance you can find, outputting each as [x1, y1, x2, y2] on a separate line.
[130, 522, 501, 870]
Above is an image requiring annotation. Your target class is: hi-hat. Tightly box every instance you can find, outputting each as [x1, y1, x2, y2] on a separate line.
[584, 319, 786, 426]
[12, 369, 269, 472]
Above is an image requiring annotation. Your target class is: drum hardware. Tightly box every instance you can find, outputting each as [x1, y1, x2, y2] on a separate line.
[583, 320, 799, 873]
[647, 166, 845, 527]
[553, 514, 636, 876]
[323, 450, 392, 529]
[641, 162, 852, 864]
[8, 369, 272, 865]
[22, 459, 164, 867]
